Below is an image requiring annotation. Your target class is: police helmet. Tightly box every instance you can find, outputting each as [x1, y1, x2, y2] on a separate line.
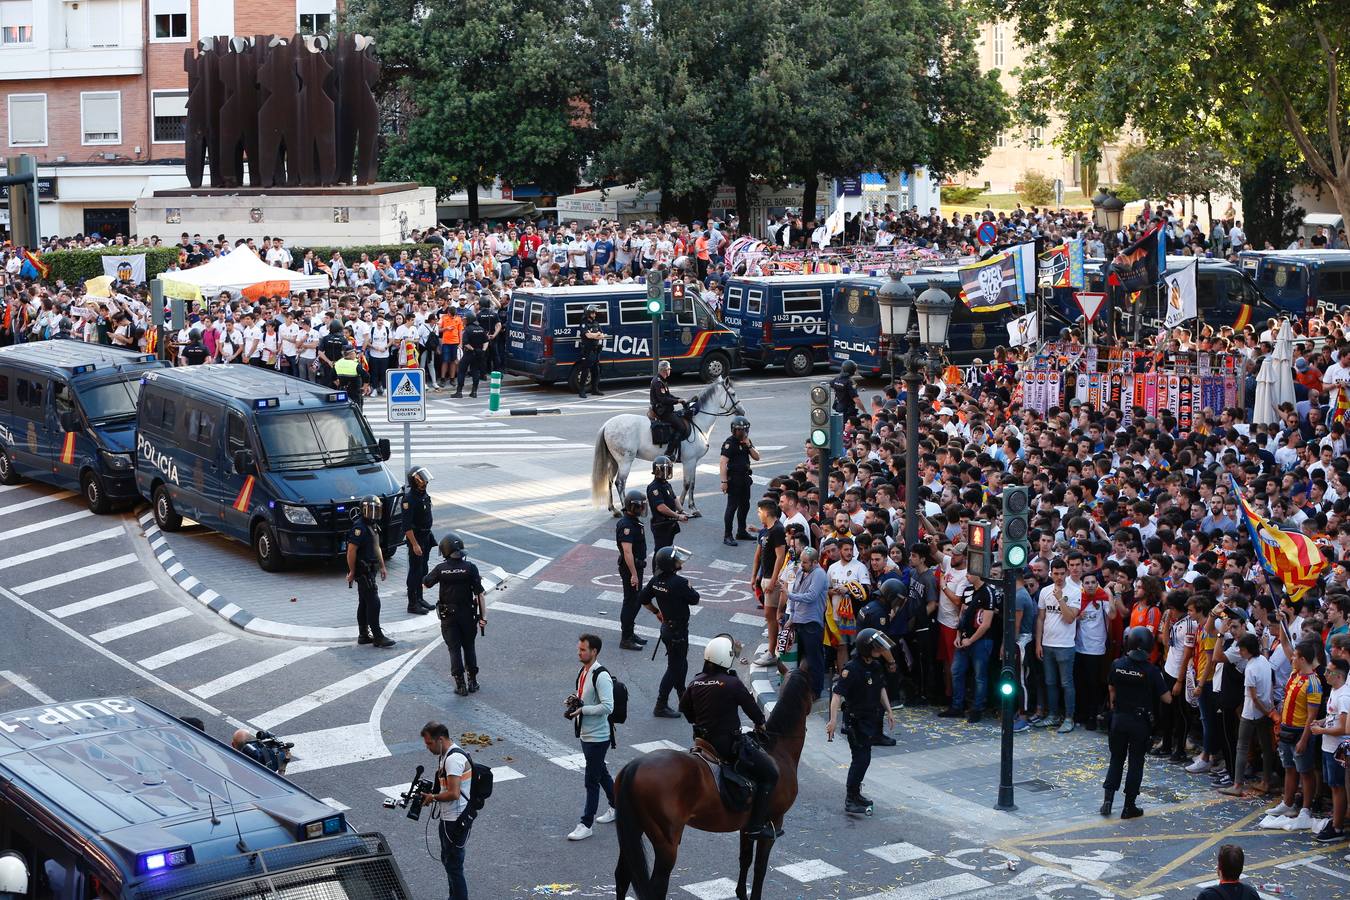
[878, 579, 903, 602]
[407, 466, 433, 489]
[654, 545, 691, 573]
[704, 634, 740, 670]
[189, 328, 203, 343]
[623, 488, 647, 515]
[0, 851, 29, 894]
[342, 342, 357, 354]
[355, 495, 382, 521]
[652, 455, 673, 480]
[730, 415, 750, 434]
[461, 310, 477, 324]
[585, 303, 602, 316]
[840, 360, 858, 376]
[329, 320, 343, 334]
[1125, 625, 1155, 662]
[439, 533, 465, 559]
[657, 359, 672, 375]
[854, 627, 895, 656]
[478, 296, 492, 310]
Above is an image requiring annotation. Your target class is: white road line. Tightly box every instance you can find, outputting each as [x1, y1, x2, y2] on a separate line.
[320, 798, 351, 812]
[491, 600, 711, 647]
[191, 646, 326, 699]
[632, 740, 684, 753]
[775, 860, 845, 883]
[250, 651, 415, 731]
[862, 874, 991, 900]
[137, 634, 236, 671]
[491, 766, 525, 783]
[709, 559, 745, 572]
[456, 527, 551, 560]
[680, 878, 739, 900]
[516, 558, 550, 578]
[866, 842, 933, 864]
[0, 490, 76, 515]
[593, 538, 619, 551]
[533, 581, 570, 594]
[0, 509, 93, 543]
[50, 581, 156, 619]
[11, 554, 139, 595]
[597, 590, 624, 603]
[90, 608, 192, 643]
[0, 527, 123, 572]
[388, 448, 592, 457]
[730, 613, 766, 627]
[548, 752, 588, 771]
[0, 670, 55, 703]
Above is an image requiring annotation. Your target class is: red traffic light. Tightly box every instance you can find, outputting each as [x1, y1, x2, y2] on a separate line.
[969, 522, 987, 549]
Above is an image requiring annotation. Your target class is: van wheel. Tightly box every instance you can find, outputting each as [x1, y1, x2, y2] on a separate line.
[254, 523, 285, 572]
[82, 472, 111, 515]
[699, 352, 730, 383]
[566, 366, 583, 394]
[785, 349, 813, 378]
[0, 447, 19, 485]
[153, 485, 182, 532]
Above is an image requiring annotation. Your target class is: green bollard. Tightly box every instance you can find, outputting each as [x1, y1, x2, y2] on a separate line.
[489, 371, 502, 412]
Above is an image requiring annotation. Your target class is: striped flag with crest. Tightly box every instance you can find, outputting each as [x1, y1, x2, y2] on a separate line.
[1228, 474, 1328, 601]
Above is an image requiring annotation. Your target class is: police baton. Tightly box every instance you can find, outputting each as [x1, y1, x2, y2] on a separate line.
[651, 635, 664, 661]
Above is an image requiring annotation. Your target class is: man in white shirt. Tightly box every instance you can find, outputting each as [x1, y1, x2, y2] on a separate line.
[826, 537, 869, 587]
[279, 312, 301, 376]
[566, 235, 589, 277]
[241, 313, 264, 365]
[1323, 354, 1350, 414]
[1034, 558, 1082, 733]
[419, 722, 474, 900]
[265, 237, 292, 268]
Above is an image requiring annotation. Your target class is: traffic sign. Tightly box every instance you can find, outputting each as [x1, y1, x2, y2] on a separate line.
[386, 368, 425, 423]
[977, 221, 997, 246]
[1073, 291, 1107, 324]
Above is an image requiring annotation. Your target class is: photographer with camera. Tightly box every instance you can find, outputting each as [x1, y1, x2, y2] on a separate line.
[231, 728, 292, 774]
[564, 633, 616, 842]
[419, 722, 474, 900]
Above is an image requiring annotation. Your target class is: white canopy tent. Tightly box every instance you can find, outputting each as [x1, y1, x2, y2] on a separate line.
[160, 246, 329, 298]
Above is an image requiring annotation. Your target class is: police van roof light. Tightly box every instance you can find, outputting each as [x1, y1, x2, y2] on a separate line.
[325, 392, 348, 403]
[136, 354, 156, 363]
[299, 814, 346, 840]
[72, 364, 96, 375]
[255, 398, 280, 409]
[138, 846, 192, 874]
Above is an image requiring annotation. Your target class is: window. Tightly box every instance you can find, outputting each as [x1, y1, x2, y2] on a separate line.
[511, 298, 526, 326]
[298, 1, 336, 35]
[746, 289, 763, 315]
[1316, 269, 1350, 295]
[528, 302, 544, 329]
[227, 412, 247, 454]
[80, 91, 121, 145]
[159, 398, 177, 432]
[186, 405, 216, 450]
[676, 302, 696, 328]
[724, 286, 742, 312]
[1, 1, 33, 45]
[1027, 127, 1043, 148]
[150, 0, 188, 41]
[781, 289, 823, 315]
[151, 91, 188, 143]
[7, 93, 46, 146]
[15, 378, 43, 420]
[0, 371, 9, 403]
[85, 0, 121, 47]
[995, 131, 1006, 149]
[563, 301, 609, 328]
[618, 298, 650, 325]
[992, 25, 1005, 67]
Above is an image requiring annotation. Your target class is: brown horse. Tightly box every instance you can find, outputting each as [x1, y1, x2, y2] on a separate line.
[613, 669, 815, 900]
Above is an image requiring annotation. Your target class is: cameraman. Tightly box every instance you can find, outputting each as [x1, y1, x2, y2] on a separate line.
[231, 729, 289, 774]
[420, 722, 473, 900]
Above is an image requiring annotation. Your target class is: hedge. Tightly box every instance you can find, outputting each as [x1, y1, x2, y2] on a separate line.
[44, 247, 181, 287]
[293, 243, 440, 263]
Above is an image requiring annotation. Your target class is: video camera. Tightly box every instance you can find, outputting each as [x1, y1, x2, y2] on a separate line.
[382, 765, 435, 821]
[240, 730, 294, 774]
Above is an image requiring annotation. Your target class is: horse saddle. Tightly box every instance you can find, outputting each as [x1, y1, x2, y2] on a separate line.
[690, 738, 753, 813]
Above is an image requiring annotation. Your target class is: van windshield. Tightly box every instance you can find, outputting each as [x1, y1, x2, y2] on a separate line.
[77, 377, 140, 424]
[256, 408, 381, 471]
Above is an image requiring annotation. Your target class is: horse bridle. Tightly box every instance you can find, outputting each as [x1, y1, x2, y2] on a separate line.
[684, 382, 741, 446]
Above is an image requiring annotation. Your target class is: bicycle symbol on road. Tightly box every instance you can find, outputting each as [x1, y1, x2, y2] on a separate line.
[590, 571, 754, 604]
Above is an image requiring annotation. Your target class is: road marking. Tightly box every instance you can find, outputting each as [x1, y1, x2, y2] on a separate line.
[284, 722, 395, 775]
[137, 634, 236, 671]
[597, 590, 624, 603]
[456, 527, 552, 560]
[775, 860, 844, 883]
[429, 489, 578, 542]
[516, 558, 551, 578]
[632, 740, 684, 753]
[533, 580, 570, 594]
[376, 783, 408, 801]
[548, 752, 588, 772]
[0, 509, 93, 543]
[0, 490, 76, 515]
[0, 527, 123, 571]
[491, 600, 711, 647]
[492, 766, 525, 783]
[730, 613, 765, 627]
[91, 608, 192, 643]
[861, 873, 991, 900]
[320, 798, 351, 812]
[50, 581, 156, 618]
[0, 670, 55, 703]
[680, 878, 739, 900]
[867, 842, 934, 864]
[593, 538, 619, 551]
[709, 559, 745, 572]
[12, 554, 139, 595]
[1278, 856, 1350, 883]
[191, 646, 326, 699]
[251, 651, 416, 731]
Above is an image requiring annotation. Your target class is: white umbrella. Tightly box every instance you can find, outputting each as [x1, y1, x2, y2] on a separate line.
[1252, 356, 1278, 426]
[1272, 319, 1297, 410]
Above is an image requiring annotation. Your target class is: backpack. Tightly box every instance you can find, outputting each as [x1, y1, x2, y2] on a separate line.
[592, 665, 629, 726]
[447, 747, 493, 813]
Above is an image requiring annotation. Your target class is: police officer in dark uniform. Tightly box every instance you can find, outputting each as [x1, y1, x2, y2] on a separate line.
[680, 634, 780, 840]
[831, 360, 866, 417]
[181, 328, 209, 365]
[640, 545, 699, 717]
[719, 415, 759, 546]
[1102, 625, 1171, 819]
[402, 465, 437, 615]
[476, 295, 503, 373]
[423, 533, 486, 696]
[646, 456, 687, 555]
[317, 320, 347, 387]
[334, 343, 368, 409]
[650, 360, 688, 457]
[453, 310, 488, 398]
[616, 488, 649, 651]
[827, 628, 896, 815]
[346, 496, 395, 648]
[576, 304, 606, 398]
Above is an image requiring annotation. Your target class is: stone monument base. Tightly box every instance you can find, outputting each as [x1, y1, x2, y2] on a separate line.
[136, 182, 437, 246]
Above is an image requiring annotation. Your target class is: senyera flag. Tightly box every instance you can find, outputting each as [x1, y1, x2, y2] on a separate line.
[1229, 474, 1328, 601]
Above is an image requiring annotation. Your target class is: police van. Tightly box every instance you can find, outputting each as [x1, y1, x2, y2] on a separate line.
[0, 696, 411, 899]
[134, 365, 402, 572]
[720, 274, 839, 376]
[1165, 256, 1281, 331]
[504, 284, 739, 391]
[0, 343, 164, 514]
[1239, 249, 1350, 316]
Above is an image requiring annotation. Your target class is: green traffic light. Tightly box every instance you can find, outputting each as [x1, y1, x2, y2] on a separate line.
[810, 428, 828, 447]
[999, 681, 1015, 697]
[1005, 543, 1028, 568]
[646, 299, 662, 315]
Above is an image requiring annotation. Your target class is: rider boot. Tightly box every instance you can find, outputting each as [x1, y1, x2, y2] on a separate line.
[845, 793, 871, 815]
[742, 783, 779, 840]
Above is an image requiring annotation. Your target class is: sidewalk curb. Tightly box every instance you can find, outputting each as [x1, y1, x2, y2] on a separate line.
[483, 407, 562, 417]
[748, 642, 779, 714]
[136, 511, 440, 644]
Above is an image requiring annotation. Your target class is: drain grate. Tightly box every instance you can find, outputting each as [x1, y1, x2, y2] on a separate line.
[1012, 778, 1057, 793]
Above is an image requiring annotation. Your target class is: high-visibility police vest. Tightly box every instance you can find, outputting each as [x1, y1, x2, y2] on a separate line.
[335, 358, 359, 377]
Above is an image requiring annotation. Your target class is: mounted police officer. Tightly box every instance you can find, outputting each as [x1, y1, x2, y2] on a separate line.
[346, 496, 394, 648]
[647, 455, 687, 555]
[681, 634, 780, 840]
[650, 359, 689, 458]
[616, 488, 648, 651]
[719, 415, 758, 547]
[452, 309, 488, 398]
[831, 360, 866, 417]
[335, 343, 367, 409]
[577, 304, 606, 399]
[827, 628, 897, 815]
[423, 533, 487, 696]
[402, 466, 437, 615]
[1102, 625, 1171, 819]
[640, 545, 699, 718]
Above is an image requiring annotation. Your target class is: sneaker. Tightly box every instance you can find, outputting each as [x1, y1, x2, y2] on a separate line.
[595, 808, 616, 825]
[1267, 801, 1297, 817]
[752, 651, 779, 667]
[1028, 714, 1049, 727]
[566, 824, 593, 841]
[1290, 808, 1314, 831]
[1313, 822, 1345, 843]
[1185, 758, 1213, 774]
[937, 706, 964, 718]
[1048, 717, 1065, 729]
[1012, 717, 1031, 733]
[1057, 720, 1075, 734]
[1212, 775, 1234, 788]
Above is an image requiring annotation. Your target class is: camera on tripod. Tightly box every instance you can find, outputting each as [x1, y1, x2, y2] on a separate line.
[240, 730, 294, 774]
[381, 765, 435, 820]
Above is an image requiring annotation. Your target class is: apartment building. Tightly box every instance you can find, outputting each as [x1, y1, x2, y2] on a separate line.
[0, 0, 338, 239]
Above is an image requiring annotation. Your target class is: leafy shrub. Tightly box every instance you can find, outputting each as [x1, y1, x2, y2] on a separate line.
[1018, 170, 1056, 206]
[43, 247, 181, 286]
[940, 185, 987, 205]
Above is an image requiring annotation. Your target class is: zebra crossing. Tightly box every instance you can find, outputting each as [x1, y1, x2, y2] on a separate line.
[365, 404, 593, 457]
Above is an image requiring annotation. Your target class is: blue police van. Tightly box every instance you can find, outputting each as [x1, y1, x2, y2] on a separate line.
[0, 342, 165, 514]
[1239, 249, 1350, 316]
[721, 274, 839, 376]
[504, 284, 740, 391]
[134, 365, 401, 571]
[0, 696, 411, 899]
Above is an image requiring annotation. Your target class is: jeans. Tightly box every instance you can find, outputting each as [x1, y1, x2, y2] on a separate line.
[438, 818, 470, 900]
[950, 637, 993, 711]
[1074, 652, 1106, 726]
[1198, 684, 1219, 755]
[580, 739, 615, 827]
[793, 620, 825, 698]
[1042, 645, 1075, 719]
[1235, 716, 1276, 787]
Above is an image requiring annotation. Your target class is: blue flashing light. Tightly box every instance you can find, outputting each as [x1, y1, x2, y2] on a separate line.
[324, 815, 344, 835]
[255, 398, 280, 409]
[144, 853, 166, 872]
[72, 364, 96, 375]
[325, 392, 348, 402]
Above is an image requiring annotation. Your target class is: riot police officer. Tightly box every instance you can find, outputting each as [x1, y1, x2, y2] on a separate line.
[477, 295, 503, 373]
[640, 545, 699, 717]
[334, 344, 367, 409]
[402, 466, 437, 615]
[452, 310, 488, 398]
[616, 488, 648, 651]
[181, 328, 209, 366]
[576, 304, 605, 398]
[346, 496, 395, 648]
[827, 628, 896, 815]
[831, 360, 866, 417]
[647, 456, 687, 555]
[719, 415, 759, 546]
[650, 360, 688, 457]
[423, 533, 486, 696]
[317, 320, 347, 386]
[1102, 625, 1171, 819]
[680, 634, 780, 840]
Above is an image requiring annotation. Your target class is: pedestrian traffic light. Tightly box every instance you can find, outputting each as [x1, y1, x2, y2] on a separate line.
[1001, 486, 1030, 570]
[809, 383, 830, 449]
[967, 520, 992, 578]
[670, 281, 687, 315]
[998, 667, 1016, 698]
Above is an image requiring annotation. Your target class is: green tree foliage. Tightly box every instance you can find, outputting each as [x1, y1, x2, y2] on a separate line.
[1116, 143, 1238, 203]
[1240, 156, 1305, 249]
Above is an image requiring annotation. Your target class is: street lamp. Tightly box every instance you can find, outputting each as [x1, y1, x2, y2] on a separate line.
[899, 281, 955, 549]
[1092, 188, 1128, 341]
[877, 271, 914, 386]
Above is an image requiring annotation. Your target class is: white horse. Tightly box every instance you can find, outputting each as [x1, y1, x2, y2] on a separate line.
[591, 376, 744, 516]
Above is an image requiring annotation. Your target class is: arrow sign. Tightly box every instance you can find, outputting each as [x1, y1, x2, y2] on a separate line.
[1073, 291, 1107, 324]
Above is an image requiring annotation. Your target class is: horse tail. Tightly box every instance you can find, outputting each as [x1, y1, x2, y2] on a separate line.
[591, 428, 617, 508]
[614, 759, 654, 900]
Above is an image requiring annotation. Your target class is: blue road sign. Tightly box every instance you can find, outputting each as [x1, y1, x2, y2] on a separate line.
[386, 368, 425, 422]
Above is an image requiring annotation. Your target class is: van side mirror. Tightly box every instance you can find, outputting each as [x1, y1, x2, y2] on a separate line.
[233, 449, 256, 475]
[58, 411, 80, 432]
[377, 438, 391, 462]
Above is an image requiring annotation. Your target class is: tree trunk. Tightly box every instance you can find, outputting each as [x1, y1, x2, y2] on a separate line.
[801, 175, 819, 229]
[1205, 192, 1213, 231]
[467, 180, 480, 224]
[734, 179, 751, 237]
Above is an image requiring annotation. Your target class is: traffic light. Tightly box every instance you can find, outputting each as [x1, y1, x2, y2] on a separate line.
[809, 383, 830, 449]
[998, 667, 1016, 699]
[645, 270, 665, 317]
[670, 281, 687, 315]
[1001, 485, 1030, 570]
[967, 520, 992, 578]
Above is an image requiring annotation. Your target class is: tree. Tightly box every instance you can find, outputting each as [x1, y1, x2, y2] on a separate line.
[1018, 169, 1055, 205]
[1116, 143, 1238, 209]
[1241, 155, 1305, 249]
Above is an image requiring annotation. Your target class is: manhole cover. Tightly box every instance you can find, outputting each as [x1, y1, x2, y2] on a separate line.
[1012, 778, 1056, 793]
[461, 463, 498, 469]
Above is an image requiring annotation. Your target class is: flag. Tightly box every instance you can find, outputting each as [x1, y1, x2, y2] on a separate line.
[1111, 224, 1162, 293]
[100, 254, 147, 285]
[160, 278, 202, 303]
[1038, 244, 1070, 288]
[241, 280, 291, 302]
[1006, 310, 1038, 347]
[1332, 388, 1350, 426]
[83, 275, 114, 298]
[1162, 260, 1197, 328]
[959, 253, 1018, 312]
[1009, 241, 1036, 298]
[1068, 237, 1086, 288]
[21, 249, 48, 280]
[1229, 474, 1328, 601]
